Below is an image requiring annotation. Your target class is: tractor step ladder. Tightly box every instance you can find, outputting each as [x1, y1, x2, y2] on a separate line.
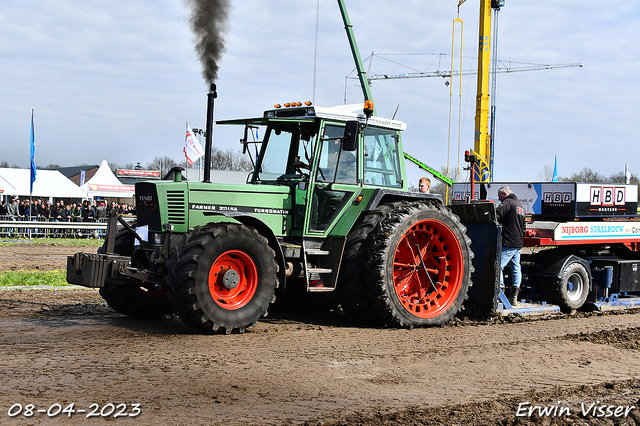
[306, 249, 330, 256]
[304, 243, 334, 292]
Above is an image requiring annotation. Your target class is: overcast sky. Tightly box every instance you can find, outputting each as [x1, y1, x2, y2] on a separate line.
[1, 1, 638, 186]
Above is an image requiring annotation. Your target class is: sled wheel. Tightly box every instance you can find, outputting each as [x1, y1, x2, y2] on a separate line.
[553, 261, 589, 313]
[366, 202, 473, 327]
[166, 224, 278, 334]
[98, 225, 173, 318]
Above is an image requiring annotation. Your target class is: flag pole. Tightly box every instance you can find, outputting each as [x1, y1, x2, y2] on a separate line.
[185, 122, 189, 178]
[29, 109, 36, 239]
[30, 109, 34, 201]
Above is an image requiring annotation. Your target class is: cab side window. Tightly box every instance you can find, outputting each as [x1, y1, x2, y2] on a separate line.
[316, 124, 358, 184]
[363, 127, 402, 187]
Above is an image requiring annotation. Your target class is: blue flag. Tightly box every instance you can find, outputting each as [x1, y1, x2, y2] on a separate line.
[30, 110, 36, 193]
[552, 156, 558, 182]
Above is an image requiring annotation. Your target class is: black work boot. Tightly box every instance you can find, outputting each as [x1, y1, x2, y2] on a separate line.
[508, 287, 520, 306]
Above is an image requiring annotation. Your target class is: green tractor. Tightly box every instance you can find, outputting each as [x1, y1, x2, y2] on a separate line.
[67, 92, 473, 333]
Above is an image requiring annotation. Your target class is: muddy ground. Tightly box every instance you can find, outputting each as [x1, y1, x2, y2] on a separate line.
[1, 242, 640, 425]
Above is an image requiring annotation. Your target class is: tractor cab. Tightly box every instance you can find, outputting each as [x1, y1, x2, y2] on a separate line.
[217, 102, 408, 236]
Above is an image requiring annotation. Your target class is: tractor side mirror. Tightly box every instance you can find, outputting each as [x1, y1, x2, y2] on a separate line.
[342, 121, 359, 152]
[241, 125, 250, 154]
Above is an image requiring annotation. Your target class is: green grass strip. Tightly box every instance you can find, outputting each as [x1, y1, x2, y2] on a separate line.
[0, 238, 102, 248]
[0, 270, 72, 287]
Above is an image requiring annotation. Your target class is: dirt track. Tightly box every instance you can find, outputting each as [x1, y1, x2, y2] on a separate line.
[1, 243, 640, 425]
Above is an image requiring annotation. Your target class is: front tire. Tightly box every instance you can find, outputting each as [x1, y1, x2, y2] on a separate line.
[166, 224, 278, 334]
[365, 202, 473, 327]
[98, 226, 173, 319]
[99, 281, 171, 319]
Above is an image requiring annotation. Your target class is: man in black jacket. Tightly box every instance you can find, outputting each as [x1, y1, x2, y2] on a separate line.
[496, 186, 526, 305]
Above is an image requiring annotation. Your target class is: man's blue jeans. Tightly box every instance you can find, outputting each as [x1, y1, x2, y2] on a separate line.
[500, 246, 522, 289]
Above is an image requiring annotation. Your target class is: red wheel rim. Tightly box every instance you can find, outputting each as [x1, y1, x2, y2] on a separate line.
[392, 218, 464, 319]
[209, 250, 258, 310]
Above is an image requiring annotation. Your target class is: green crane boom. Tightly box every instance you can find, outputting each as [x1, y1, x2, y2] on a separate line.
[338, 0, 450, 185]
[403, 152, 455, 187]
[337, 0, 373, 106]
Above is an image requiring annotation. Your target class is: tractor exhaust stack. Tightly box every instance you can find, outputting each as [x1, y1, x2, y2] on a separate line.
[203, 83, 217, 183]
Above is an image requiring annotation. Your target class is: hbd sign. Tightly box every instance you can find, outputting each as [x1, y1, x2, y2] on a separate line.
[576, 183, 637, 217]
[542, 192, 572, 204]
[590, 186, 626, 206]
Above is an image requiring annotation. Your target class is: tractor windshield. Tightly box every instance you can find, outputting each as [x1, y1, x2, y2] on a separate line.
[254, 121, 318, 182]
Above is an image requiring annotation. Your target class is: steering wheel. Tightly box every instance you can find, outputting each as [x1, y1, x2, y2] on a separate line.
[293, 158, 310, 178]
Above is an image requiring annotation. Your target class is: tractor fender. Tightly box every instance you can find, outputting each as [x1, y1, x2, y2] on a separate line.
[535, 253, 592, 282]
[364, 188, 443, 211]
[203, 212, 286, 291]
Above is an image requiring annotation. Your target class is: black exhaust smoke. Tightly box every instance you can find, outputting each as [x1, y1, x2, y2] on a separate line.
[185, 0, 229, 182]
[186, 0, 230, 84]
[203, 84, 216, 183]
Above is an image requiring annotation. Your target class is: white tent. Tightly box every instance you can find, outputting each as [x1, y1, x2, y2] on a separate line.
[0, 168, 86, 199]
[0, 173, 18, 195]
[81, 160, 134, 199]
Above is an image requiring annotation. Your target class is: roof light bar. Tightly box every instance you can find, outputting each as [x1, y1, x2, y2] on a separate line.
[275, 101, 312, 108]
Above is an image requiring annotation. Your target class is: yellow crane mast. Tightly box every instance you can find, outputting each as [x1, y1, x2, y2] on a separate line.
[472, 0, 504, 182]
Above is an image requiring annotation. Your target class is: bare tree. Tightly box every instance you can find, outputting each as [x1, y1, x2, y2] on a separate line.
[537, 164, 554, 181]
[560, 167, 607, 183]
[109, 163, 136, 174]
[607, 171, 638, 184]
[0, 161, 20, 168]
[105, 149, 251, 177]
[210, 147, 253, 171]
[146, 156, 179, 177]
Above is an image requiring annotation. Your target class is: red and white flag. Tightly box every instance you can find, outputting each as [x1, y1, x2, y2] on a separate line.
[184, 125, 205, 165]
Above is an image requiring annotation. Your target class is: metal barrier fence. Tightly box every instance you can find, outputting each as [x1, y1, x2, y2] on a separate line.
[0, 216, 135, 239]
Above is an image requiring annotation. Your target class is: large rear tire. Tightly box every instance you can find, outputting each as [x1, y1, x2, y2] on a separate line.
[365, 202, 473, 327]
[97, 227, 173, 319]
[336, 202, 397, 324]
[166, 224, 278, 334]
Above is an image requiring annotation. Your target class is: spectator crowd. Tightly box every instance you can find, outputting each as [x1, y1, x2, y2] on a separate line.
[0, 198, 133, 220]
[0, 198, 134, 238]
